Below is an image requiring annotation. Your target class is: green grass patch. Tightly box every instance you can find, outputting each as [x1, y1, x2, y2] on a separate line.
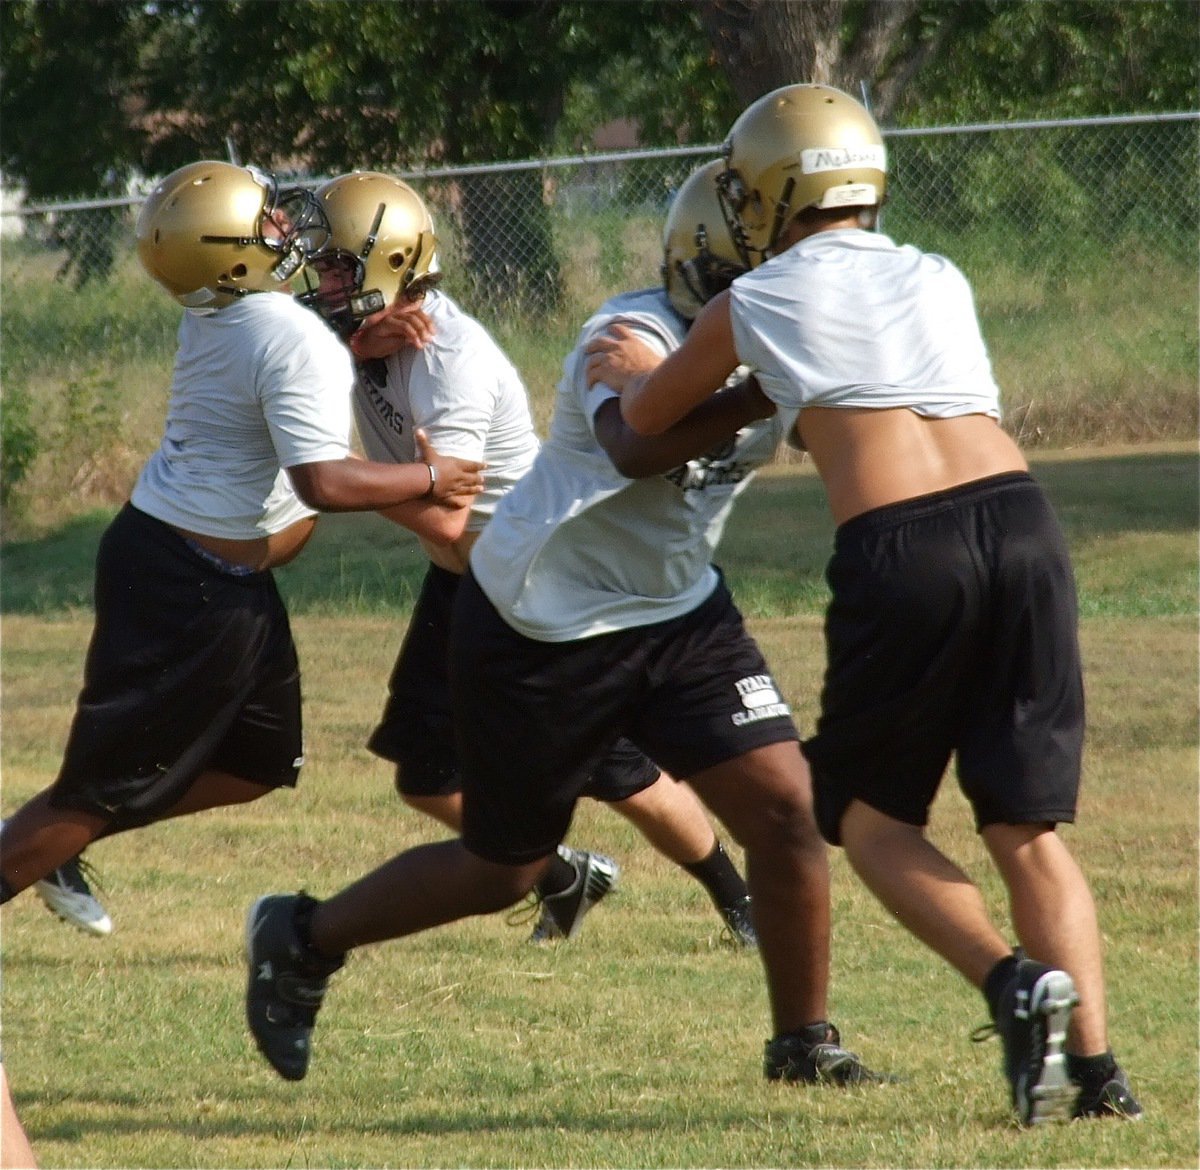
[1, 608, 1195, 1168]
[3, 446, 1194, 619]
[1, 444, 1197, 1166]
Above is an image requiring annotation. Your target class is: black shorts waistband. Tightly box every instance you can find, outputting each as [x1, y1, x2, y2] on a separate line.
[834, 472, 1035, 545]
[121, 504, 273, 582]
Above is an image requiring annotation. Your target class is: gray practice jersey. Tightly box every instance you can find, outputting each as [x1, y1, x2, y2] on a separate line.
[729, 229, 1002, 419]
[351, 290, 540, 532]
[470, 287, 798, 642]
[132, 291, 353, 540]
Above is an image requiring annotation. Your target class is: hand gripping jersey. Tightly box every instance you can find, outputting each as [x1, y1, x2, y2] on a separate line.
[131, 292, 354, 539]
[728, 229, 1003, 419]
[351, 290, 540, 532]
[470, 288, 798, 642]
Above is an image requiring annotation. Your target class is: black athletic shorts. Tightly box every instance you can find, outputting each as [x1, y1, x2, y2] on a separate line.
[368, 563, 659, 801]
[450, 567, 800, 865]
[803, 473, 1084, 846]
[49, 504, 304, 828]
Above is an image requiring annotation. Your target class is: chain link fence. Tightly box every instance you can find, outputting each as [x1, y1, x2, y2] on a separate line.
[1, 113, 1196, 523]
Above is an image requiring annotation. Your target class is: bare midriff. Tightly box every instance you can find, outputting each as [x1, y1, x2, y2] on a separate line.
[421, 529, 479, 576]
[795, 407, 1029, 526]
[169, 514, 318, 571]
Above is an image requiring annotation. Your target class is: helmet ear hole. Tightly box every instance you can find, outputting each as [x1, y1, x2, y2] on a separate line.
[231, 263, 247, 278]
[387, 251, 406, 271]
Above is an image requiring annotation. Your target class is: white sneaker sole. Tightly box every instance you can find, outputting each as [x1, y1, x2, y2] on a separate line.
[1018, 969, 1081, 1125]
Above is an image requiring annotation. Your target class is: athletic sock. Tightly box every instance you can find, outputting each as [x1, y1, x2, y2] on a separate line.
[535, 845, 579, 899]
[983, 951, 1022, 1022]
[681, 840, 747, 910]
[1067, 1050, 1117, 1086]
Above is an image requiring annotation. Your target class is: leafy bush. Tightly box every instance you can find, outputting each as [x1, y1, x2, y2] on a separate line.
[1, 383, 39, 513]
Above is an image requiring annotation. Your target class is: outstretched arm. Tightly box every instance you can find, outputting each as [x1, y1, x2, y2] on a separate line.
[594, 377, 775, 479]
[584, 292, 740, 434]
[287, 429, 484, 513]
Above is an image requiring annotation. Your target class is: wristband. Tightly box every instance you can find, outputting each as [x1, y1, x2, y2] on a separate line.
[423, 462, 437, 498]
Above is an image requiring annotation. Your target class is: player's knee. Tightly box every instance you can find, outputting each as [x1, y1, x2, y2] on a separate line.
[737, 786, 824, 859]
[468, 854, 545, 911]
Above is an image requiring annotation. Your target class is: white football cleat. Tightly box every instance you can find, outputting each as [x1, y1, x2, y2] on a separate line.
[34, 856, 112, 937]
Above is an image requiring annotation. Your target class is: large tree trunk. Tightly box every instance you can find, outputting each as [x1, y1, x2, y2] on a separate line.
[692, 0, 924, 121]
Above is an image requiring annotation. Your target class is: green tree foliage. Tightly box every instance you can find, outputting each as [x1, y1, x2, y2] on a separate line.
[2, 0, 1194, 302]
[4, 0, 1194, 191]
[126, 0, 732, 308]
[0, 0, 148, 197]
[892, 0, 1199, 124]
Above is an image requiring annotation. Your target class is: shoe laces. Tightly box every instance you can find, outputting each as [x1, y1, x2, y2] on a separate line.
[54, 855, 107, 897]
[504, 891, 543, 929]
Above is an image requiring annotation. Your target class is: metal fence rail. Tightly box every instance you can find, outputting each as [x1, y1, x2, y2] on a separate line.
[1, 112, 1196, 513]
[3, 112, 1194, 293]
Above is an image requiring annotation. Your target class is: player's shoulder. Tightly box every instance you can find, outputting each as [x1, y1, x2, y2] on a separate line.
[235, 291, 339, 344]
[423, 290, 511, 363]
[249, 296, 351, 384]
[423, 289, 478, 333]
[419, 289, 474, 341]
[240, 290, 317, 322]
[581, 286, 685, 346]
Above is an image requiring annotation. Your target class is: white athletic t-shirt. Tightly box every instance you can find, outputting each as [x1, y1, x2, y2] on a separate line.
[132, 292, 353, 538]
[470, 288, 797, 642]
[729, 229, 1002, 418]
[351, 290, 540, 532]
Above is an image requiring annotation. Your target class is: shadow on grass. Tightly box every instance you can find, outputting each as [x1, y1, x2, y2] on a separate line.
[1, 449, 1195, 617]
[0, 509, 110, 614]
[23, 1092, 890, 1145]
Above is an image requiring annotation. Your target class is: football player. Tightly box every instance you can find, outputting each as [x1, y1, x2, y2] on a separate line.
[0, 161, 483, 929]
[294, 171, 759, 948]
[585, 84, 1141, 1125]
[244, 159, 887, 1090]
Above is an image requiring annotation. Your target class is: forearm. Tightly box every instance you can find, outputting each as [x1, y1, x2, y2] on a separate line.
[617, 372, 668, 434]
[377, 497, 470, 545]
[601, 380, 773, 478]
[288, 458, 436, 512]
[591, 293, 740, 435]
[646, 380, 772, 471]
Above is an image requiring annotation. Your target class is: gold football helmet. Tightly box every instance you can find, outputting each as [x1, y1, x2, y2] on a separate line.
[718, 84, 887, 267]
[299, 171, 437, 335]
[661, 159, 747, 321]
[136, 160, 328, 309]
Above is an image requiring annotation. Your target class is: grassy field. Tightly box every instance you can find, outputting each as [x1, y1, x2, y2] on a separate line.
[1, 228, 1197, 538]
[1, 445, 1196, 1168]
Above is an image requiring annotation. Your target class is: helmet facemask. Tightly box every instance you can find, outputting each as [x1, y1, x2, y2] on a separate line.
[199, 171, 331, 292]
[298, 249, 388, 339]
[299, 175, 438, 338]
[661, 159, 748, 320]
[715, 164, 790, 269]
[663, 222, 747, 313]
